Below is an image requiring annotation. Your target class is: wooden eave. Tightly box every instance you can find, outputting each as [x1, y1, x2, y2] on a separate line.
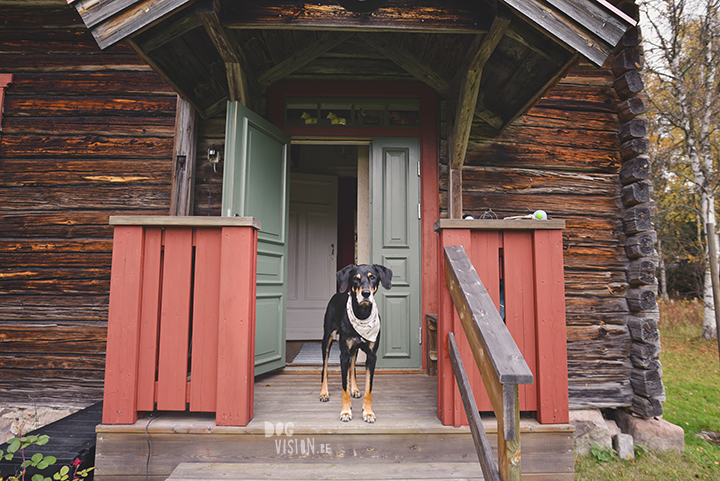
[66, 0, 635, 144]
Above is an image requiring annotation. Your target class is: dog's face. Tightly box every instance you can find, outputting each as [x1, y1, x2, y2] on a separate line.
[337, 264, 393, 307]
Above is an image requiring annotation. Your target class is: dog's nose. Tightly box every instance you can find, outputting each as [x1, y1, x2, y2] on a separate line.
[361, 289, 371, 298]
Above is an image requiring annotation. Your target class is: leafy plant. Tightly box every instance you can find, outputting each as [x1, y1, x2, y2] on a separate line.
[590, 443, 617, 463]
[0, 434, 93, 481]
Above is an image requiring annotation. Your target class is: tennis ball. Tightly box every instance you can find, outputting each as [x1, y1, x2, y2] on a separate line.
[533, 210, 547, 220]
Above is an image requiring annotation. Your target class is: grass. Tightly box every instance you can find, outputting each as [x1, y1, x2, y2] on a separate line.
[575, 299, 720, 480]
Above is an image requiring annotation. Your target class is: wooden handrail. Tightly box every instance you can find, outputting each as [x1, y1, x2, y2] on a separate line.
[444, 245, 534, 481]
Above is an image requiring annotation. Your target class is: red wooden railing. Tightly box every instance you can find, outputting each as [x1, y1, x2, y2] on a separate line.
[436, 219, 569, 426]
[103, 216, 260, 427]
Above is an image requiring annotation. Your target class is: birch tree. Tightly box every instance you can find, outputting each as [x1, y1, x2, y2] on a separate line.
[642, 0, 720, 338]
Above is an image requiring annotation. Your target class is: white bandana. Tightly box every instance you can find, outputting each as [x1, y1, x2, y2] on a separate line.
[346, 294, 380, 342]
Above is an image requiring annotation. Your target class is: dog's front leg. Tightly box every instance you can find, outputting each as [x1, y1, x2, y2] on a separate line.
[362, 344, 377, 423]
[350, 351, 361, 398]
[339, 349, 353, 422]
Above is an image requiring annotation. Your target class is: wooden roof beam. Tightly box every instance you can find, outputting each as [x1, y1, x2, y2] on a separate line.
[357, 33, 449, 93]
[196, 0, 258, 107]
[223, 0, 490, 34]
[257, 31, 355, 87]
[449, 12, 511, 170]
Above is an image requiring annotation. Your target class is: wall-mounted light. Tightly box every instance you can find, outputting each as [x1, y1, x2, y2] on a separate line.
[336, 0, 387, 14]
[208, 145, 220, 172]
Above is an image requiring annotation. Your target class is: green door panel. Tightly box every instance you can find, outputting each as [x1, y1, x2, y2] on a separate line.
[371, 138, 421, 369]
[222, 101, 291, 376]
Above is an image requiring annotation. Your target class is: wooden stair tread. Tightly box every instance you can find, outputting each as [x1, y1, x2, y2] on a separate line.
[167, 462, 484, 480]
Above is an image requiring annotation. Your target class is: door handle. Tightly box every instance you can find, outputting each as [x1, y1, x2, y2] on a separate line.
[331, 244, 335, 256]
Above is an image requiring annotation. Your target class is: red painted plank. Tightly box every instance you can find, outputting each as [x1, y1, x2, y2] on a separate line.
[216, 226, 258, 426]
[502, 231, 538, 411]
[189, 228, 222, 412]
[103, 226, 144, 424]
[156, 228, 193, 411]
[533, 230, 569, 423]
[437, 228, 469, 426]
[467, 231, 501, 415]
[136, 228, 163, 411]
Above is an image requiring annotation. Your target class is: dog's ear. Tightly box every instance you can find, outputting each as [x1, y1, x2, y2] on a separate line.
[373, 265, 393, 290]
[336, 265, 355, 292]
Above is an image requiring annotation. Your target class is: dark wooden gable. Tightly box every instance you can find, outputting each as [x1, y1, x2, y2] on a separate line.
[67, 0, 634, 140]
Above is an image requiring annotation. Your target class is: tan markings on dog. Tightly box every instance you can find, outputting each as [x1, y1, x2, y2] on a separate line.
[363, 374, 375, 423]
[340, 368, 353, 422]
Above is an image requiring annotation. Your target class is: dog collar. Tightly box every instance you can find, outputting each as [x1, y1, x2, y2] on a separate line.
[346, 294, 380, 342]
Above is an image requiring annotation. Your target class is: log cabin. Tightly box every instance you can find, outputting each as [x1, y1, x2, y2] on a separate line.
[0, 0, 660, 479]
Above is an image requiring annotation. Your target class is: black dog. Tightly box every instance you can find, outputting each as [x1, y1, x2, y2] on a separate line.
[319, 264, 392, 423]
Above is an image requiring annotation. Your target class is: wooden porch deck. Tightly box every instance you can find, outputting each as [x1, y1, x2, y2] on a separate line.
[94, 371, 574, 480]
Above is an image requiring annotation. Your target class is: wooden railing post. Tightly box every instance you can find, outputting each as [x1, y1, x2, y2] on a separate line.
[444, 245, 533, 481]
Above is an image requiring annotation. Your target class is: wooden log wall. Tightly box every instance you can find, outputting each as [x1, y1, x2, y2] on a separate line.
[439, 7, 658, 411]
[0, 4, 177, 405]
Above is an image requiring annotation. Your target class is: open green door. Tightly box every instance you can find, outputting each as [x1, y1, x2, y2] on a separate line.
[371, 138, 422, 369]
[222, 102, 290, 375]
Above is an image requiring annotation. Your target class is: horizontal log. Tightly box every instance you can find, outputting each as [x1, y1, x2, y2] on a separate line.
[536, 84, 620, 113]
[0, 278, 110, 295]
[627, 316, 660, 343]
[619, 156, 650, 185]
[629, 339, 661, 360]
[625, 231, 657, 259]
[565, 295, 630, 314]
[626, 288, 657, 311]
[5, 95, 176, 116]
[566, 324, 629, 343]
[631, 395, 663, 418]
[567, 361, 630, 381]
[0, 296, 109, 322]
[627, 259, 656, 285]
[0, 211, 166, 238]
[0, 185, 171, 210]
[8, 72, 174, 95]
[518, 107, 619, 132]
[0, 7, 86, 29]
[460, 167, 619, 196]
[0, 239, 113, 253]
[0, 353, 105, 371]
[494, 124, 620, 151]
[0, 323, 107, 354]
[568, 381, 634, 408]
[617, 96, 646, 122]
[618, 118, 647, 143]
[0, 160, 172, 186]
[622, 204, 653, 235]
[459, 193, 620, 218]
[0, 28, 112, 55]
[0, 252, 113, 268]
[3, 117, 175, 137]
[0, 135, 173, 159]
[465, 142, 621, 173]
[0, 53, 151, 72]
[566, 311, 635, 327]
[614, 71, 644, 100]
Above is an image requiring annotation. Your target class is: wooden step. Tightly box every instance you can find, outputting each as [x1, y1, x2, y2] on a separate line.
[167, 461, 485, 480]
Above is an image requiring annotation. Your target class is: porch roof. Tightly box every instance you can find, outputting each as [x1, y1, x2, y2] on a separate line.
[66, 0, 636, 140]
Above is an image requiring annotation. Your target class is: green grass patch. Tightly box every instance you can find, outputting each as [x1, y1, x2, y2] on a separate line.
[576, 299, 720, 480]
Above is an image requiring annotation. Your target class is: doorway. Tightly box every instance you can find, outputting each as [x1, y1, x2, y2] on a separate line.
[284, 140, 422, 370]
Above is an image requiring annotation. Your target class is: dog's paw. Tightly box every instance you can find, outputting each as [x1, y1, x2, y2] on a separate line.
[319, 393, 330, 402]
[351, 389, 362, 399]
[339, 411, 352, 422]
[363, 410, 376, 423]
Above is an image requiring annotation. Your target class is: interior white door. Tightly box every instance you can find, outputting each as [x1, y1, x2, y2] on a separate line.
[286, 173, 338, 340]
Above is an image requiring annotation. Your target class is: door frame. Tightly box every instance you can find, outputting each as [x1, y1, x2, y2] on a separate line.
[268, 81, 439, 370]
